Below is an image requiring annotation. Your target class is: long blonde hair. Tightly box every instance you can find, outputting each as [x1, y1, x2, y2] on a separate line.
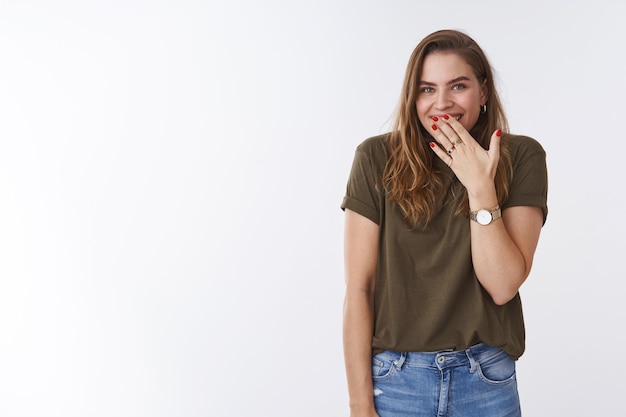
[384, 30, 512, 227]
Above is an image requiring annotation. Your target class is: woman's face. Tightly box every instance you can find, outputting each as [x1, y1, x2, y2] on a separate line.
[416, 51, 487, 133]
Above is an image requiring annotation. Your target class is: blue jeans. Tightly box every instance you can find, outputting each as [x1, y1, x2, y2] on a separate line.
[372, 344, 521, 417]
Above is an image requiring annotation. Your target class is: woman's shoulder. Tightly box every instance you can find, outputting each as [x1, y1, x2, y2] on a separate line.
[506, 133, 546, 159]
[355, 132, 392, 153]
[508, 134, 546, 167]
[353, 133, 392, 166]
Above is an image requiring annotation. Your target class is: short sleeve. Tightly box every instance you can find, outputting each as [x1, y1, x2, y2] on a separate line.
[503, 136, 549, 224]
[340, 137, 387, 225]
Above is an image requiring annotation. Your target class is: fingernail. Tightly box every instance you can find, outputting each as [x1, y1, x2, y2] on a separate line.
[431, 124, 437, 130]
[432, 116, 438, 122]
[442, 114, 449, 120]
[429, 142, 435, 148]
[496, 129, 502, 137]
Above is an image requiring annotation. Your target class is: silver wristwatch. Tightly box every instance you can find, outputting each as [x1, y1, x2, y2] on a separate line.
[470, 206, 501, 225]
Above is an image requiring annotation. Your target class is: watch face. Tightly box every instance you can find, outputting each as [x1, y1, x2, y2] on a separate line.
[476, 209, 492, 225]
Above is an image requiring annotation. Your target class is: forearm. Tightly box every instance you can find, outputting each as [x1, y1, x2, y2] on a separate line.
[470, 219, 527, 305]
[343, 288, 376, 412]
[468, 186, 528, 305]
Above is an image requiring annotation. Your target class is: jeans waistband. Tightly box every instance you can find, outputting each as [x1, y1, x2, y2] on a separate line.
[374, 343, 505, 370]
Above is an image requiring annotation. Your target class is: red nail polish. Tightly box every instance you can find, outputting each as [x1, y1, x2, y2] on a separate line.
[431, 124, 437, 130]
[496, 129, 502, 137]
[442, 114, 449, 120]
[432, 116, 438, 122]
[429, 142, 435, 148]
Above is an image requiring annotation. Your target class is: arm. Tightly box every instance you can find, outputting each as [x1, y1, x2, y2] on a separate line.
[343, 209, 380, 417]
[467, 185, 544, 305]
[429, 117, 544, 305]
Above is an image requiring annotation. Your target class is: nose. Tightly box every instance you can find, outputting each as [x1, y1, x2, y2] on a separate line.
[434, 90, 452, 110]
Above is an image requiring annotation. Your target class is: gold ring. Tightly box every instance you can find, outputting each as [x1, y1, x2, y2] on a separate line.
[453, 140, 462, 146]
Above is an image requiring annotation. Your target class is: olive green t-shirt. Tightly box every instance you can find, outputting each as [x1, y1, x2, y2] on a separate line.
[341, 133, 548, 360]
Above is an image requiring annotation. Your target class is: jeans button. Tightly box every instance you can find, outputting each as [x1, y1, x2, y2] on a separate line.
[437, 356, 445, 364]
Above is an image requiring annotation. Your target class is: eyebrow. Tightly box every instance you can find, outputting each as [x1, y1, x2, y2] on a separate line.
[418, 76, 471, 86]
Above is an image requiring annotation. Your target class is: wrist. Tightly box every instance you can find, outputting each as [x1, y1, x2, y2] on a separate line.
[467, 183, 497, 211]
[470, 205, 501, 225]
[350, 397, 376, 411]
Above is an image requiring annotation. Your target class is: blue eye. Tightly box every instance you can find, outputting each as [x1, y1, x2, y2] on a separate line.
[421, 87, 434, 93]
[452, 84, 466, 90]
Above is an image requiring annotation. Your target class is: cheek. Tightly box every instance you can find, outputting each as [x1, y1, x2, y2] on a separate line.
[460, 97, 481, 129]
[415, 95, 429, 112]
[461, 110, 479, 131]
[415, 101, 430, 124]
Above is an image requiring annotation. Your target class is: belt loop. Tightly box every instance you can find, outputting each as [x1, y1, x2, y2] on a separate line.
[393, 352, 406, 370]
[465, 347, 477, 373]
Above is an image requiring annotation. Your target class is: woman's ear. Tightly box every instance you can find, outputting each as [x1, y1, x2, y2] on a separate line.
[480, 79, 488, 105]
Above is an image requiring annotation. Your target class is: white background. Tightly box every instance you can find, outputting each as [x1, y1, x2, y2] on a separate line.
[0, 1, 624, 416]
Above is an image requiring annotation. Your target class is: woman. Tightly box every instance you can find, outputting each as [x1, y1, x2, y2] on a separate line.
[341, 30, 548, 417]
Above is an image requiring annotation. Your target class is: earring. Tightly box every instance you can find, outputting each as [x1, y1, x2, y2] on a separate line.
[480, 104, 487, 114]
